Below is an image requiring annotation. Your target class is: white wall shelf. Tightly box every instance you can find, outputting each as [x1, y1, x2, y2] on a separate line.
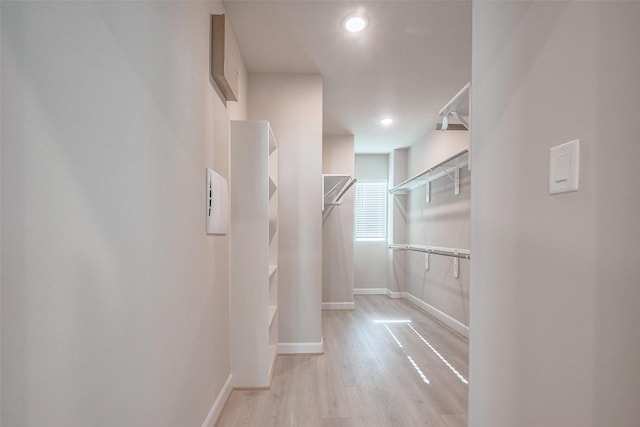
[438, 82, 470, 130]
[268, 306, 278, 327]
[322, 174, 356, 210]
[269, 177, 277, 198]
[269, 265, 277, 279]
[389, 148, 468, 202]
[230, 120, 279, 389]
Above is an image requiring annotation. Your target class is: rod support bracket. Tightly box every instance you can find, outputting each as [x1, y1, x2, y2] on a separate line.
[453, 250, 460, 279]
[425, 181, 430, 204]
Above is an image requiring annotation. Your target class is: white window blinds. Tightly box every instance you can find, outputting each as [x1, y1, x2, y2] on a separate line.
[355, 181, 387, 240]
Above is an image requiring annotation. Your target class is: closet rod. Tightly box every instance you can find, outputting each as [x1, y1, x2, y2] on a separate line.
[388, 244, 471, 260]
[334, 178, 357, 204]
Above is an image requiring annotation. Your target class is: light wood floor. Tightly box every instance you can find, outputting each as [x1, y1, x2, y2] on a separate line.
[216, 295, 468, 427]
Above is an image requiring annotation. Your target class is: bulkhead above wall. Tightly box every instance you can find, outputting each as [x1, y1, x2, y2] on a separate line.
[211, 14, 240, 102]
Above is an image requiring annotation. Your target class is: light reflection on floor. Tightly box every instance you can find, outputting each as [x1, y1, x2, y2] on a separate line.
[377, 319, 469, 386]
[407, 323, 469, 385]
[372, 319, 412, 324]
[383, 324, 404, 348]
[406, 354, 431, 384]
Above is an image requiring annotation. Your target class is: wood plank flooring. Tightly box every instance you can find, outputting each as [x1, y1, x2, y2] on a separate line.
[216, 295, 468, 427]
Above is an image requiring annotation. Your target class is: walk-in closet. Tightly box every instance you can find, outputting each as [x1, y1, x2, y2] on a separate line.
[3, 1, 639, 426]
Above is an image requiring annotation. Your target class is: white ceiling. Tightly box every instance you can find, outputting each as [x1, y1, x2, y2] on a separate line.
[223, 0, 472, 153]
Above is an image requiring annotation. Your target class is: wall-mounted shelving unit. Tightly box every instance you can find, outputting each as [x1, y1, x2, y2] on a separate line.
[322, 174, 356, 211]
[438, 82, 470, 131]
[230, 120, 279, 389]
[389, 146, 471, 281]
[389, 244, 470, 279]
[389, 148, 468, 203]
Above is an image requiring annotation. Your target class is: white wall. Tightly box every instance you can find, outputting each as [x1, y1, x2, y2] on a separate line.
[405, 130, 470, 328]
[322, 135, 354, 307]
[408, 130, 469, 178]
[354, 154, 389, 290]
[1, 2, 245, 426]
[248, 74, 323, 351]
[470, 2, 640, 426]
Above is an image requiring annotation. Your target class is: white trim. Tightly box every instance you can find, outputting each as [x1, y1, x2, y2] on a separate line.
[353, 290, 469, 339]
[386, 289, 404, 299]
[277, 338, 324, 354]
[353, 288, 387, 295]
[322, 302, 355, 310]
[201, 374, 233, 427]
[402, 292, 469, 338]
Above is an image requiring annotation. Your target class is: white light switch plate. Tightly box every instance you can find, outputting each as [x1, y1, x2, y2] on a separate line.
[549, 139, 579, 195]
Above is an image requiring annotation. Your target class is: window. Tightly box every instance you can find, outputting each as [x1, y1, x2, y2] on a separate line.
[355, 181, 387, 240]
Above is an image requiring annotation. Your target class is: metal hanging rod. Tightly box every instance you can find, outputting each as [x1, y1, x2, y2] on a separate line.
[388, 244, 471, 260]
[322, 174, 356, 209]
[334, 178, 356, 203]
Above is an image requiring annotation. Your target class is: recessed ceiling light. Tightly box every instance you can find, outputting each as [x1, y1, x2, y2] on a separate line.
[380, 118, 393, 126]
[344, 15, 367, 33]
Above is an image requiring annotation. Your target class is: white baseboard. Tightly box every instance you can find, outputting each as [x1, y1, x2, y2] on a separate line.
[353, 288, 387, 295]
[402, 292, 469, 338]
[386, 289, 404, 299]
[355, 289, 469, 339]
[278, 338, 324, 354]
[201, 374, 233, 427]
[322, 302, 355, 310]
